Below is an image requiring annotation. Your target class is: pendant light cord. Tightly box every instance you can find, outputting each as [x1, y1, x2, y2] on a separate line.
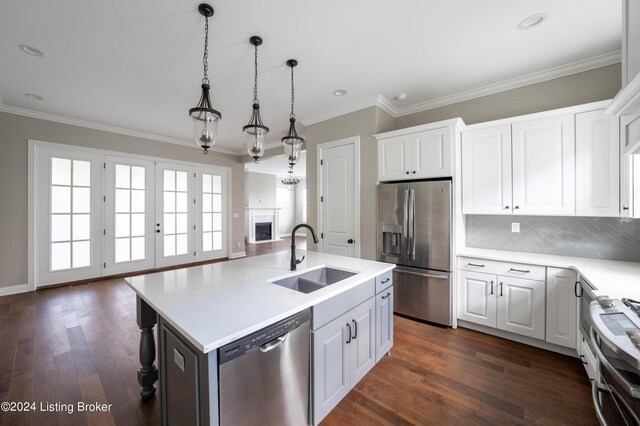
[202, 15, 210, 85]
[290, 65, 295, 119]
[253, 43, 259, 104]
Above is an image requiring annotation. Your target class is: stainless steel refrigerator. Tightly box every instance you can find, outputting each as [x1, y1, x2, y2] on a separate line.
[377, 179, 452, 326]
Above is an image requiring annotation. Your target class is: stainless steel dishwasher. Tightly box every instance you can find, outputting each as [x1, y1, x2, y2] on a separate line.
[218, 308, 311, 426]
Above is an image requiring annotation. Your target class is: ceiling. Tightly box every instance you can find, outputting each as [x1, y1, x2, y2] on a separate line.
[0, 1, 621, 155]
[245, 151, 306, 179]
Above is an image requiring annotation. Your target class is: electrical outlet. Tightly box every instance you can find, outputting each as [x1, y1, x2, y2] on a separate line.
[511, 222, 520, 233]
[232, 213, 239, 219]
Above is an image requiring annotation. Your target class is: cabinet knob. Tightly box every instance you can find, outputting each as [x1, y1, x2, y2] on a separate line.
[504, 206, 510, 210]
[347, 239, 354, 244]
[156, 229, 161, 233]
[514, 206, 520, 210]
[412, 171, 416, 174]
[405, 171, 410, 175]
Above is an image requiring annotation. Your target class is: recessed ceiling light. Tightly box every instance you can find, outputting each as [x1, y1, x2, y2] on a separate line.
[517, 13, 547, 30]
[18, 44, 43, 57]
[394, 93, 407, 101]
[333, 89, 347, 96]
[25, 93, 44, 101]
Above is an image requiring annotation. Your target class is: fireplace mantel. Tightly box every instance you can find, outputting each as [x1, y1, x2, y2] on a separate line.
[245, 208, 281, 244]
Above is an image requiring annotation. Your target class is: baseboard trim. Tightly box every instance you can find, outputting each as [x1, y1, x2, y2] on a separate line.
[229, 252, 246, 259]
[0, 283, 30, 297]
[457, 320, 577, 358]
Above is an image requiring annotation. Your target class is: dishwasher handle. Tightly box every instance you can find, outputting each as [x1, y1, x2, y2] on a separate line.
[259, 333, 288, 353]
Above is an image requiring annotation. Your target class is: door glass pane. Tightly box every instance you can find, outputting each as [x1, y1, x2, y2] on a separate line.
[131, 214, 145, 237]
[176, 213, 188, 234]
[51, 158, 71, 185]
[164, 192, 175, 213]
[131, 166, 145, 189]
[72, 160, 91, 187]
[115, 238, 130, 263]
[176, 193, 188, 213]
[51, 215, 71, 242]
[72, 187, 91, 213]
[203, 232, 212, 252]
[176, 234, 188, 255]
[131, 190, 145, 213]
[131, 237, 145, 260]
[212, 213, 222, 231]
[176, 171, 188, 192]
[116, 189, 130, 213]
[212, 231, 222, 251]
[164, 170, 175, 191]
[115, 214, 130, 238]
[202, 213, 212, 232]
[212, 175, 222, 193]
[51, 242, 71, 271]
[164, 213, 175, 234]
[164, 235, 176, 256]
[202, 174, 212, 193]
[51, 186, 71, 213]
[49, 157, 93, 272]
[72, 214, 91, 240]
[162, 169, 189, 258]
[212, 194, 222, 212]
[115, 164, 130, 188]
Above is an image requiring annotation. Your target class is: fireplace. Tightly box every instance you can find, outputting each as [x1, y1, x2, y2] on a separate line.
[255, 222, 272, 242]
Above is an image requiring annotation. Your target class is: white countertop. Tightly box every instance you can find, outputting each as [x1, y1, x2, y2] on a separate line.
[458, 248, 640, 300]
[125, 251, 394, 353]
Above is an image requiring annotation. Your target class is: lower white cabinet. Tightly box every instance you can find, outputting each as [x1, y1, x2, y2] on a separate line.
[457, 270, 545, 339]
[312, 297, 376, 425]
[375, 286, 393, 362]
[546, 267, 578, 349]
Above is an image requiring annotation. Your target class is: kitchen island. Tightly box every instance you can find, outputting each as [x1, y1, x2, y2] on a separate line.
[126, 250, 394, 425]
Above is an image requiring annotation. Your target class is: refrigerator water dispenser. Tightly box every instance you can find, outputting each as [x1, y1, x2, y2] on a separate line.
[382, 224, 402, 256]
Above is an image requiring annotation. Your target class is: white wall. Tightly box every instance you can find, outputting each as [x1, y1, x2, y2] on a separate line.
[276, 184, 295, 236]
[244, 171, 277, 208]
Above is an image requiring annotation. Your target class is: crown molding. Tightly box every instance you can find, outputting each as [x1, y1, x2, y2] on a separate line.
[301, 95, 396, 126]
[0, 98, 240, 156]
[394, 50, 622, 117]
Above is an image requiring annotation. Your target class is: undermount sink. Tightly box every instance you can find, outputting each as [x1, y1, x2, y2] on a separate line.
[271, 267, 358, 294]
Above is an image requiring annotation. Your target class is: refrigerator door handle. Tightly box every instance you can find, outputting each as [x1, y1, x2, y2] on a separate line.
[409, 189, 416, 260]
[395, 269, 448, 280]
[403, 189, 410, 257]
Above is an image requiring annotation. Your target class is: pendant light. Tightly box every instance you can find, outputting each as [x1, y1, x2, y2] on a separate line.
[244, 36, 269, 163]
[282, 59, 304, 166]
[281, 165, 300, 185]
[189, 3, 222, 155]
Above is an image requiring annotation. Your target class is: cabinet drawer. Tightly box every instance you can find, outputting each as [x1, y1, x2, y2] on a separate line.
[458, 256, 545, 281]
[375, 270, 393, 293]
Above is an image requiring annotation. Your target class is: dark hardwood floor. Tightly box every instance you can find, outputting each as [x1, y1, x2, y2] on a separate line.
[0, 252, 596, 425]
[245, 235, 307, 256]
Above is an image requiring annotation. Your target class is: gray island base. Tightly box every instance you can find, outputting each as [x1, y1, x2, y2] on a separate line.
[128, 251, 394, 425]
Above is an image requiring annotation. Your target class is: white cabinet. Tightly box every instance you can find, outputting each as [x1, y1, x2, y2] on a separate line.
[312, 297, 376, 425]
[575, 110, 620, 217]
[377, 135, 411, 181]
[546, 267, 578, 349]
[375, 287, 393, 362]
[511, 115, 575, 215]
[376, 119, 462, 182]
[457, 260, 545, 340]
[620, 117, 640, 219]
[461, 125, 512, 214]
[496, 277, 545, 340]
[457, 270, 496, 327]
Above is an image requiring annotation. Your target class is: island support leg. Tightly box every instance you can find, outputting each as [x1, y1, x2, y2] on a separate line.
[137, 296, 158, 400]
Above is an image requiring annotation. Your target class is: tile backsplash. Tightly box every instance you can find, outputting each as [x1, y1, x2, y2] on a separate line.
[466, 215, 640, 262]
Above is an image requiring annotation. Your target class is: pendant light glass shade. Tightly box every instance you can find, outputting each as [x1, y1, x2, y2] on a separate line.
[189, 4, 222, 154]
[244, 36, 269, 163]
[282, 59, 304, 165]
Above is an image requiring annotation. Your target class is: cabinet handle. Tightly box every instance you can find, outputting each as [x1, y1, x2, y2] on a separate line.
[514, 206, 520, 210]
[499, 282, 503, 296]
[352, 319, 358, 339]
[380, 278, 390, 284]
[579, 354, 588, 365]
[382, 292, 391, 299]
[574, 281, 582, 298]
[623, 206, 630, 211]
[489, 281, 494, 295]
[468, 263, 485, 268]
[509, 268, 530, 273]
[346, 323, 352, 344]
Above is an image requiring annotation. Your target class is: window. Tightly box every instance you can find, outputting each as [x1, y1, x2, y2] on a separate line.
[114, 164, 146, 263]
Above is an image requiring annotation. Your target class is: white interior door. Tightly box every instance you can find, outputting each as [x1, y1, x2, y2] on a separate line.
[156, 163, 196, 268]
[318, 137, 360, 257]
[104, 157, 155, 274]
[35, 147, 103, 286]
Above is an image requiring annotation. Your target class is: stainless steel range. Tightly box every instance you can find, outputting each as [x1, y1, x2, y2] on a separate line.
[589, 298, 640, 425]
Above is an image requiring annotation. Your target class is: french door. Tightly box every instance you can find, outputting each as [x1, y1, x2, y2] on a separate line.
[156, 163, 196, 268]
[33, 142, 229, 288]
[104, 157, 155, 274]
[36, 148, 103, 286]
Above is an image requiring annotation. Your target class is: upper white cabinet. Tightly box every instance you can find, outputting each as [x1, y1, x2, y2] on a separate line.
[512, 115, 575, 216]
[461, 100, 626, 217]
[461, 125, 512, 215]
[575, 110, 620, 217]
[375, 119, 463, 182]
[622, 0, 640, 87]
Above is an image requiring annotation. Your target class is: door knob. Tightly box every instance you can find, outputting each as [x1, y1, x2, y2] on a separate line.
[156, 229, 161, 233]
[347, 239, 354, 244]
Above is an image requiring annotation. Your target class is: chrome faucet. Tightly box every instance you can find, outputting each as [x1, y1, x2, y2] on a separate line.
[290, 223, 319, 271]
